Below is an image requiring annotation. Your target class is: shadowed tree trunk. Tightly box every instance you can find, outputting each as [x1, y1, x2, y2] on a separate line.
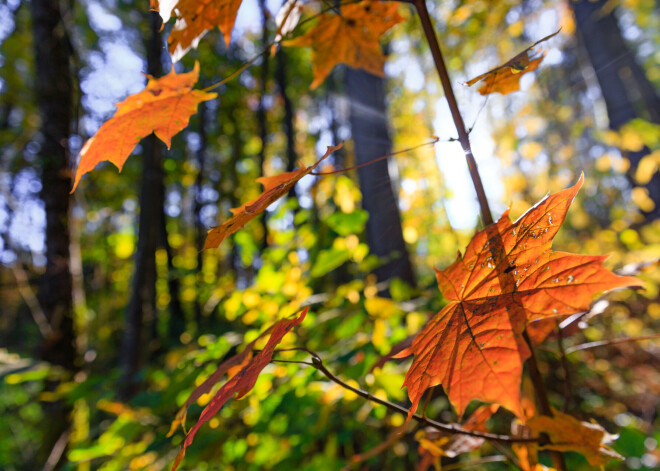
[275, 47, 298, 191]
[257, 0, 270, 248]
[573, 0, 660, 220]
[193, 100, 208, 329]
[345, 68, 415, 291]
[31, 0, 76, 466]
[119, 10, 164, 398]
[161, 206, 185, 340]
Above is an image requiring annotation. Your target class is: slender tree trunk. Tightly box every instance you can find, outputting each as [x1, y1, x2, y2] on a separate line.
[31, 0, 76, 467]
[275, 47, 298, 190]
[257, 0, 270, 248]
[162, 208, 185, 340]
[119, 10, 163, 398]
[573, 0, 660, 220]
[193, 100, 208, 329]
[345, 68, 415, 291]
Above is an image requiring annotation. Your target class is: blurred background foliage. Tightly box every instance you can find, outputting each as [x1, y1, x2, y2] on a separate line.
[0, 0, 659, 470]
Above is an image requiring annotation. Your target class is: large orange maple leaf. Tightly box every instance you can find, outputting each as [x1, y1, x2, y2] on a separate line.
[396, 174, 640, 421]
[284, 1, 403, 89]
[72, 63, 215, 191]
[204, 144, 342, 249]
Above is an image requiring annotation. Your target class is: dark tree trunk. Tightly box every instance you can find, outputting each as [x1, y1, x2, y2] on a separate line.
[345, 68, 415, 291]
[257, 0, 270, 248]
[119, 10, 164, 398]
[31, 0, 76, 466]
[573, 0, 660, 220]
[275, 47, 298, 185]
[161, 207, 185, 340]
[192, 100, 208, 329]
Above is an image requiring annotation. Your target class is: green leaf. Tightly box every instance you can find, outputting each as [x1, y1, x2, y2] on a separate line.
[310, 247, 351, 277]
[325, 210, 369, 236]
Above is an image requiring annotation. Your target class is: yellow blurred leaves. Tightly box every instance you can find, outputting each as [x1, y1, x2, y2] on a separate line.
[635, 151, 660, 184]
[519, 141, 543, 160]
[632, 187, 656, 213]
[466, 30, 559, 95]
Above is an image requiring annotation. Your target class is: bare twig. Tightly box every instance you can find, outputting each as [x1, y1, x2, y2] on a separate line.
[565, 333, 660, 354]
[42, 428, 71, 471]
[11, 262, 53, 339]
[273, 348, 542, 444]
[311, 137, 440, 176]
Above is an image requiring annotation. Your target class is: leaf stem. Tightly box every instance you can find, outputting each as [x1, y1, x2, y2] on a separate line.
[412, 0, 493, 226]
[310, 137, 439, 176]
[274, 348, 542, 444]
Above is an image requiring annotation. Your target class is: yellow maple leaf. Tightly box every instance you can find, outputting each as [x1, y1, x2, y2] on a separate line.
[528, 409, 623, 466]
[285, 1, 403, 89]
[466, 30, 560, 95]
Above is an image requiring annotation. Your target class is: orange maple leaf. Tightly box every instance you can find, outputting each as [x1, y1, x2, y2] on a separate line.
[72, 63, 215, 192]
[203, 144, 342, 249]
[466, 30, 560, 95]
[171, 308, 307, 471]
[153, 0, 243, 61]
[396, 174, 641, 421]
[284, 2, 403, 89]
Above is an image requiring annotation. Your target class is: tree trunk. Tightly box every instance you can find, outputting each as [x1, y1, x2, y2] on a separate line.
[119, 10, 163, 398]
[275, 47, 298, 192]
[31, 0, 76, 467]
[345, 68, 415, 291]
[573, 0, 660, 220]
[257, 0, 270, 249]
[193, 100, 208, 329]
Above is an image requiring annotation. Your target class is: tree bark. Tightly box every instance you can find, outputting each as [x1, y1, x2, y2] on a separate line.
[345, 68, 415, 291]
[31, 0, 76, 467]
[257, 0, 270, 248]
[119, 10, 164, 398]
[573, 0, 660, 220]
[192, 100, 208, 329]
[275, 47, 298, 190]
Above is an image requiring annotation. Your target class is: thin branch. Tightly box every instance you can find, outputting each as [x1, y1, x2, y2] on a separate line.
[11, 262, 53, 339]
[412, 0, 493, 225]
[345, 429, 403, 468]
[488, 441, 522, 470]
[310, 137, 440, 175]
[42, 428, 71, 471]
[565, 333, 660, 354]
[275, 348, 542, 444]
